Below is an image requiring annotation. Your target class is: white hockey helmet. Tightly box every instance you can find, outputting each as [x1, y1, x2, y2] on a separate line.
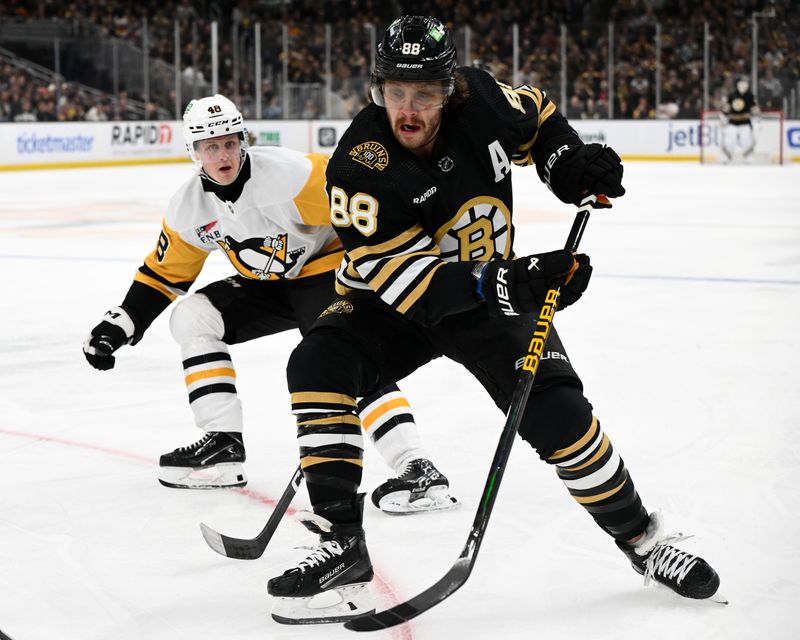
[181, 94, 248, 166]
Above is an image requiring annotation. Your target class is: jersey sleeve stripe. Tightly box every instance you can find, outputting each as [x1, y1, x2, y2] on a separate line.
[297, 249, 344, 278]
[516, 86, 544, 111]
[396, 261, 446, 314]
[136, 262, 196, 294]
[538, 101, 557, 125]
[364, 247, 441, 291]
[137, 222, 209, 298]
[346, 223, 427, 263]
[335, 271, 370, 293]
[335, 255, 371, 292]
[366, 255, 440, 309]
[133, 272, 180, 300]
[350, 232, 434, 280]
[516, 95, 557, 154]
[512, 149, 533, 166]
[294, 153, 331, 226]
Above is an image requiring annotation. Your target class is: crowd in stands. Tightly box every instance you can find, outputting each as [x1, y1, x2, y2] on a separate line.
[0, 0, 797, 122]
[0, 61, 147, 122]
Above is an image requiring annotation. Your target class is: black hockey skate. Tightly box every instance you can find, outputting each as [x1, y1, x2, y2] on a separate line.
[371, 458, 458, 515]
[616, 512, 723, 601]
[158, 431, 247, 489]
[268, 495, 374, 624]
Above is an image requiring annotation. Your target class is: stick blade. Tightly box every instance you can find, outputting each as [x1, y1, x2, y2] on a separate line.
[345, 559, 471, 631]
[199, 522, 264, 560]
[200, 522, 229, 557]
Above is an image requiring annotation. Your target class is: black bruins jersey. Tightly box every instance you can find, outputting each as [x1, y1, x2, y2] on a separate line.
[724, 90, 758, 125]
[326, 66, 582, 326]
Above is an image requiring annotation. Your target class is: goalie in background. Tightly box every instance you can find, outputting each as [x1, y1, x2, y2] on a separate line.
[720, 76, 760, 163]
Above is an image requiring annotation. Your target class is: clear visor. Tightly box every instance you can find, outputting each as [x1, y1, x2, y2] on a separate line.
[371, 79, 455, 111]
[736, 80, 749, 93]
[194, 135, 242, 163]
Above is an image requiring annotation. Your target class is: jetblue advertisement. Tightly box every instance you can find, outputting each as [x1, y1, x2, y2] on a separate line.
[1, 119, 798, 168]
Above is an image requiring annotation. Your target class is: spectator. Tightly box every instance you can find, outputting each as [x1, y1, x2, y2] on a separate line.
[0, 0, 797, 121]
[632, 96, 654, 119]
[13, 97, 37, 122]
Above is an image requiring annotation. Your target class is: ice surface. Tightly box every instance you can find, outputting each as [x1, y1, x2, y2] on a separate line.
[0, 160, 798, 640]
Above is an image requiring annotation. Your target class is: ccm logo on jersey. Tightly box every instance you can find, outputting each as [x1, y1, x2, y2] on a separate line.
[493, 266, 518, 317]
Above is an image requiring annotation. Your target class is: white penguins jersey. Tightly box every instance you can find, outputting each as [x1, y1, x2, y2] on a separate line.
[133, 146, 342, 302]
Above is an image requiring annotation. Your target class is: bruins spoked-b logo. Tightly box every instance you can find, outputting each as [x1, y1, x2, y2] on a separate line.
[434, 196, 512, 262]
[320, 300, 354, 317]
[349, 141, 389, 171]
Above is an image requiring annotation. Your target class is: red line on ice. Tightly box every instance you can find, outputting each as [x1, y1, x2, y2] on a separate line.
[0, 428, 414, 640]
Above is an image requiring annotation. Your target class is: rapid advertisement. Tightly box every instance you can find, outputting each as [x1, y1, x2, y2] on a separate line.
[1, 119, 798, 169]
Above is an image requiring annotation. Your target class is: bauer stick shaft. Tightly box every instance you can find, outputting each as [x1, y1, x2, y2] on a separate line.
[345, 193, 601, 631]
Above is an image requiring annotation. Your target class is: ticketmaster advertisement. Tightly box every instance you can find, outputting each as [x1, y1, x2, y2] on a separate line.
[1, 119, 798, 169]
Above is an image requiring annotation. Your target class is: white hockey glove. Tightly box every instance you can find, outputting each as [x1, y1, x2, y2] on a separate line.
[83, 307, 136, 371]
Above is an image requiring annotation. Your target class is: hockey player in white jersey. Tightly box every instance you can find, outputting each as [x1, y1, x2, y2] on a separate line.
[82, 94, 457, 514]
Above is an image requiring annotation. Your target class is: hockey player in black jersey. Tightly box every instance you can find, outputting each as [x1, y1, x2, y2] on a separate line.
[267, 15, 722, 623]
[721, 76, 760, 163]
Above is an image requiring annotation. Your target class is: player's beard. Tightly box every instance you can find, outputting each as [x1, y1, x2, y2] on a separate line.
[391, 112, 442, 158]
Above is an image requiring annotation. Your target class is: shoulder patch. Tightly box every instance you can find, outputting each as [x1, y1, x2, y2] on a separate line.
[320, 299, 354, 317]
[349, 141, 389, 171]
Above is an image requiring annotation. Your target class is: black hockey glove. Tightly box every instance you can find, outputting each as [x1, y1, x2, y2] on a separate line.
[83, 306, 136, 371]
[544, 143, 625, 206]
[475, 251, 592, 317]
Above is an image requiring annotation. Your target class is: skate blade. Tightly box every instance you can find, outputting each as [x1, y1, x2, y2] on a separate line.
[271, 584, 374, 625]
[158, 462, 247, 489]
[379, 489, 460, 516]
[709, 592, 729, 605]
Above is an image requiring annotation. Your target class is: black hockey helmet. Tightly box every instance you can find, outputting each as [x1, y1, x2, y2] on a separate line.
[370, 16, 457, 107]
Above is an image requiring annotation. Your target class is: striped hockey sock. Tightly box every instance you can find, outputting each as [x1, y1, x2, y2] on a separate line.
[181, 340, 242, 432]
[548, 417, 649, 540]
[292, 391, 364, 521]
[358, 385, 426, 475]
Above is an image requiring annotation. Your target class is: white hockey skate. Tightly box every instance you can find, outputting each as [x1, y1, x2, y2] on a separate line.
[268, 496, 375, 624]
[158, 431, 247, 489]
[371, 458, 459, 515]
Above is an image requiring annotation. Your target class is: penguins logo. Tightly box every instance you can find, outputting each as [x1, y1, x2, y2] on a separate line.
[217, 233, 306, 280]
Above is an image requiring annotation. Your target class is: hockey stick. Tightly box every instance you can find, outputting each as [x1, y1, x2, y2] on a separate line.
[345, 193, 603, 632]
[200, 465, 303, 559]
